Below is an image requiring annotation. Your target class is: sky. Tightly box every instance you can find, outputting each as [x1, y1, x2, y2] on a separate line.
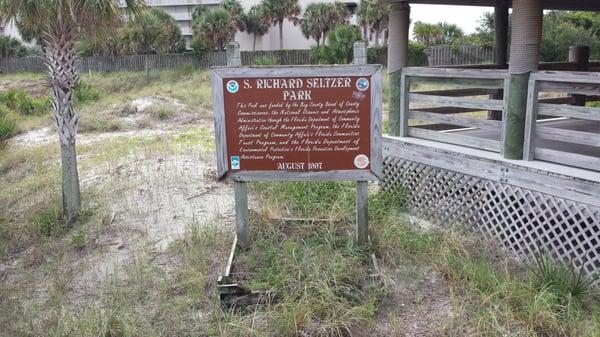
[409, 5, 492, 37]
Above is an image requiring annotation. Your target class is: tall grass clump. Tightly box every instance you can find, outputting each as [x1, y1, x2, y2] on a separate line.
[254, 56, 279, 66]
[0, 106, 18, 142]
[217, 182, 383, 336]
[531, 250, 596, 306]
[74, 82, 101, 104]
[0, 89, 50, 115]
[253, 181, 355, 220]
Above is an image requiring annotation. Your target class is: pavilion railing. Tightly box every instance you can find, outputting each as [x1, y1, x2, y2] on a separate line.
[399, 67, 509, 153]
[523, 71, 600, 171]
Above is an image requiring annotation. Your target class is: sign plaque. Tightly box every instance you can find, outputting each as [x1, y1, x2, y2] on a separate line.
[212, 66, 383, 181]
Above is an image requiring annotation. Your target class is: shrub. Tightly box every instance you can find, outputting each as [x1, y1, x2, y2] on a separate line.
[531, 250, 595, 305]
[75, 83, 101, 104]
[0, 89, 50, 116]
[191, 36, 207, 57]
[0, 107, 18, 142]
[253, 56, 279, 65]
[367, 42, 428, 67]
[0, 34, 28, 58]
[311, 25, 362, 64]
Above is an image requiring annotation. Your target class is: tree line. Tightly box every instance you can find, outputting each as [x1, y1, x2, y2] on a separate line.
[412, 11, 600, 62]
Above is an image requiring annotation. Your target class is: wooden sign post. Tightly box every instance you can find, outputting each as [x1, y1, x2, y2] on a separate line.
[214, 42, 382, 248]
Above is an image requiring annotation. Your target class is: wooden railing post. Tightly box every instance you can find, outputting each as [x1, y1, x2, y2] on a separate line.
[226, 41, 248, 248]
[226, 42, 241, 67]
[569, 45, 590, 106]
[353, 41, 369, 246]
[502, 0, 543, 160]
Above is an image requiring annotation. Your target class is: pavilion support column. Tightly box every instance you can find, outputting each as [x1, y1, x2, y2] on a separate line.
[494, 1, 509, 67]
[569, 46, 590, 106]
[502, 0, 543, 159]
[489, 1, 510, 120]
[388, 1, 410, 136]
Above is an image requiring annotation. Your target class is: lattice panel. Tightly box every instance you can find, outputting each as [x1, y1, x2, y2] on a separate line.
[383, 156, 600, 282]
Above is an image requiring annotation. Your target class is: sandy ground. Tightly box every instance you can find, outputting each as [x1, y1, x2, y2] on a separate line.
[3, 107, 236, 306]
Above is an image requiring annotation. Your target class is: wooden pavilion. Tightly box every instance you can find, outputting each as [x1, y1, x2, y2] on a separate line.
[382, 0, 600, 281]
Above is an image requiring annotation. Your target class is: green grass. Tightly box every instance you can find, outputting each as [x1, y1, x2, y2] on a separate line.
[0, 69, 214, 136]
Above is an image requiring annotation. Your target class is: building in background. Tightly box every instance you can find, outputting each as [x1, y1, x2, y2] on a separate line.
[134, 0, 357, 51]
[235, 0, 358, 51]
[0, 19, 26, 41]
[129, 0, 221, 46]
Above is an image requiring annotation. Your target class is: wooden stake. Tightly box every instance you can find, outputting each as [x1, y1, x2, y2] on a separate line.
[234, 181, 249, 248]
[356, 181, 368, 245]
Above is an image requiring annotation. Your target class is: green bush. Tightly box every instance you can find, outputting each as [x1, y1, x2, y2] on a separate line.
[191, 36, 207, 57]
[311, 25, 362, 64]
[0, 106, 18, 142]
[0, 89, 50, 115]
[75, 83, 101, 104]
[367, 42, 429, 67]
[253, 56, 279, 66]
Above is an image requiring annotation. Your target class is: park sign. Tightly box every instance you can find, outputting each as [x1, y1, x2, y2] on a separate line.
[212, 65, 383, 182]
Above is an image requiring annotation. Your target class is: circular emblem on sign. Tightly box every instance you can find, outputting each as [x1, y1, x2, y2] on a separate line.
[356, 77, 369, 92]
[226, 80, 239, 94]
[354, 154, 370, 169]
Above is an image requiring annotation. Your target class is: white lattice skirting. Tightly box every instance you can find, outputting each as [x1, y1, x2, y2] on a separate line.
[382, 139, 600, 283]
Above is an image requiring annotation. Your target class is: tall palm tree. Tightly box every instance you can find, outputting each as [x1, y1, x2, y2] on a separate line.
[0, 0, 143, 224]
[260, 0, 301, 50]
[222, 0, 247, 32]
[301, 3, 348, 46]
[245, 5, 270, 51]
[301, 3, 326, 46]
[357, 0, 372, 43]
[194, 7, 237, 50]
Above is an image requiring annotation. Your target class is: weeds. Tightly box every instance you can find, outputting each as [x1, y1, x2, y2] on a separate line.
[254, 56, 280, 66]
[0, 106, 18, 142]
[0, 88, 50, 115]
[30, 205, 63, 236]
[70, 230, 86, 250]
[531, 250, 596, 305]
[74, 82, 100, 104]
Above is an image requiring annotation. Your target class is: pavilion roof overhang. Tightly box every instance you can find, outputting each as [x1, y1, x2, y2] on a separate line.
[399, 0, 600, 12]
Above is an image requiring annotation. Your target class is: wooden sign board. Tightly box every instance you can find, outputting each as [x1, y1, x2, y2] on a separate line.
[212, 65, 383, 182]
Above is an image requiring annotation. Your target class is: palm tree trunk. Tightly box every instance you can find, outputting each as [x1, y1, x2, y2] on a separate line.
[279, 21, 284, 50]
[45, 23, 81, 225]
[363, 25, 368, 46]
[253, 34, 257, 51]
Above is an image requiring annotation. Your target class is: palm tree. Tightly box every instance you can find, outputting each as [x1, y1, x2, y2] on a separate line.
[245, 5, 270, 51]
[222, 0, 247, 32]
[194, 7, 237, 50]
[322, 3, 349, 44]
[260, 0, 301, 50]
[121, 8, 185, 54]
[301, 3, 326, 46]
[357, 0, 369, 43]
[301, 3, 348, 46]
[0, 0, 143, 224]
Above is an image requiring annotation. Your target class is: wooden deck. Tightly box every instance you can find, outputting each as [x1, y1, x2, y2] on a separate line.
[399, 68, 600, 172]
[453, 118, 600, 158]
